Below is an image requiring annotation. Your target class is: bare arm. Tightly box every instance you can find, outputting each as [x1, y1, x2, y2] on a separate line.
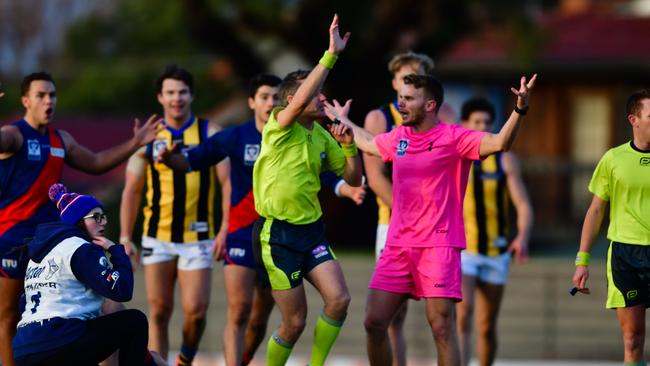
[213, 158, 231, 261]
[276, 14, 350, 128]
[363, 109, 392, 208]
[0, 125, 22, 156]
[119, 150, 146, 264]
[502, 152, 533, 264]
[327, 122, 362, 186]
[62, 114, 162, 175]
[571, 195, 608, 294]
[324, 99, 381, 156]
[479, 74, 537, 157]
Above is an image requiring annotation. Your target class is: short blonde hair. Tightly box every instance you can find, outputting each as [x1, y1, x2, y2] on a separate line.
[388, 52, 434, 76]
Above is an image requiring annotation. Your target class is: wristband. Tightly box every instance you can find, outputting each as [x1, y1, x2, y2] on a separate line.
[119, 236, 134, 245]
[319, 51, 338, 69]
[341, 143, 358, 157]
[514, 104, 528, 115]
[575, 251, 590, 266]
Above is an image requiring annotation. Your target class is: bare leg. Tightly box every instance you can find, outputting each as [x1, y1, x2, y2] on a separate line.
[425, 297, 460, 366]
[271, 285, 307, 344]
[144, 260, 177, 359]
[0, 277, 22, 366]
[222, 265, 255, 366]
[475, 281, 505, 366]
[364, 289, 409, 366]
[305, 260, 351, 320]
[177, 267, 212, 356]
[456, 275, 478, 366]
[387, 302, 408, 366]
[616, 304, 646, 362]
[242, 284, 274, 363]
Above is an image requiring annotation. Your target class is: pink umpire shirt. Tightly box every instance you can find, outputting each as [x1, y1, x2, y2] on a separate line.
[375, 122, 485, 248]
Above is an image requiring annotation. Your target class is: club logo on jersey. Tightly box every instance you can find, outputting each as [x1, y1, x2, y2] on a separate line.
[99, 256, 109, 267]
[640, 157, 650, 166]
[50, 147, 65, 158]
[320, 152, 326, 160]
[44, 259, 60, 280]
[25, 265, 45, 280]
[152, 139, 168, 160]
[27, 139, 41, 161]
[108, 271, 120, 289]
[244, 144, 260, 166]
[311, 245, 329, 259]
[190, 221, 208, 233]
[397, 139, 409, 157]
[229, 248, 246, 258]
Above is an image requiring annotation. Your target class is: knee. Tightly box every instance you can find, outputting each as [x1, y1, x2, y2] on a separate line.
[429, 313, 455, 342]
[228, 301, 253, 327]
[325, 292, 351, 317]
[283, 314, 307, 339]
[477, 320, 497, 340]
[364, 314, 389, 337]
[149, 300, 173, 325]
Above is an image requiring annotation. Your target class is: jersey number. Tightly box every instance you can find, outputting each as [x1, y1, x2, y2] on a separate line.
[30, 292, 42, 314]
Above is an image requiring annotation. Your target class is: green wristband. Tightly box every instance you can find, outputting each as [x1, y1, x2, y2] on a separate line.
[319, 51, 338, 69]
[341, 143, 358, 157]
[575, 251, 590, 266]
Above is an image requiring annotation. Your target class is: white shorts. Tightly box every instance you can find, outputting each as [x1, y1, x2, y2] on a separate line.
[141, 236, 214, 271]
[375, 224, 389, 260]
[461, 251, 511, 285]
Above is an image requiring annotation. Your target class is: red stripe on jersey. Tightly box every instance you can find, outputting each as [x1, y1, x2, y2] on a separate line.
[0, 128, 65, 236]
[228, 191, 259, 234]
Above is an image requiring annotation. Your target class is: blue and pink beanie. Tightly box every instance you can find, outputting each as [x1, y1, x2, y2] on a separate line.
[48, 183, 103, 225]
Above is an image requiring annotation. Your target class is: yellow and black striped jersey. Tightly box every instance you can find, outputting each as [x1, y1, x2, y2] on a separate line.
[463, 153, 510, 256]
[143, 116, 216, 243]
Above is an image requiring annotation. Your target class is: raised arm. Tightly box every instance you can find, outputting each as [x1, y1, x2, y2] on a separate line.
[62, 114, 162, 175]
[502, 152, 533, 264]
[276, 14, 350, 128]
[572, 195, 608, 294]
[363, 109, 392, 208]
[479, 74, 537, 157]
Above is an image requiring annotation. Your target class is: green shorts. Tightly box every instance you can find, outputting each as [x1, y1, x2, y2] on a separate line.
[252, 217, 336, 290]
[606, 241, 650, 308]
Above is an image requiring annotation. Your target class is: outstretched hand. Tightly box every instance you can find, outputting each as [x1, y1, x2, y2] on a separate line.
[511, 74, 537, 108]
[328, 122, 354, 145]
[133, 114, 163, 147]
[328, 14, 351, 55]
[324, 99, 352, 122]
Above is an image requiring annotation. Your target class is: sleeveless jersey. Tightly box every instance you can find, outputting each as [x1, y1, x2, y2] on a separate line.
[18, 236, 103, 326]
[376, 101, 402, 225]
[0, 120, 65, 244]
[143, 116, 216, 243]
[463, 153, 510, 256]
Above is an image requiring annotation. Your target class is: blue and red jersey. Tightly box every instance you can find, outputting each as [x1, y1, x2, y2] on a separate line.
[0, 120, 65, 246]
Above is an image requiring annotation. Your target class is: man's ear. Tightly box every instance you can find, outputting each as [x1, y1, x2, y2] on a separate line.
[425, 100, 437, 113]
[628, 113, 637, 128]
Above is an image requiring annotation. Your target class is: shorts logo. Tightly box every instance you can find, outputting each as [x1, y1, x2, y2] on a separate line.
[434, 283, 446, 288]
[627, 289, 638, 300]
[44, 259, 60, 280]
[142, 247, 153, 257]
[311, 245, 328, 259]
[50, 147, 65, 158]
[27, 140, 41, 161]
[244, 144, 260, 166]
[2, 259, 17, 269]
[640, 157, 650, 166]
[229, 248, 246, 258]
[291, 270, 301, 280]
[397, 139, 409, 157]
[190, 221, 209, 233]
[152, 139, 168, 160]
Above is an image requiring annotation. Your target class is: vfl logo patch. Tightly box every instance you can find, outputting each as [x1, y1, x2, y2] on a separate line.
[50, 147, 65, 158]
[99, 256, 109, 267]
[320, 152, 326, 160]
[27, 139, 41, 161]
[311, 245, 329, 259]
[152, 139, 168, 160]
[396, 139, 409, 157]
[244, 144, 260, 166]
[190, 221, 209, 233]
[627, 289, 638, 300]
[640, 157, 650, 166]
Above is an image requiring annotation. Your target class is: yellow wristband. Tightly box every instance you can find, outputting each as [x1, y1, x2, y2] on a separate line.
[575, 251, 590, 266]
[319, 51, 338, 69]
[341, 143, 358, 157]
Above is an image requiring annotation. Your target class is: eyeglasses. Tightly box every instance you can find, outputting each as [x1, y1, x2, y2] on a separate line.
[82, 212, 108, 225]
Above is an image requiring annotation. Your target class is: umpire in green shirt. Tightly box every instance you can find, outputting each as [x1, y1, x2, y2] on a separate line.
[252, 14, 362, 366]
[572, 89, 650, 366]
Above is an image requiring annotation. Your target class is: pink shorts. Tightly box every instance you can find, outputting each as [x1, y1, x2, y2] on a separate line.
[369, 245, 462, 300]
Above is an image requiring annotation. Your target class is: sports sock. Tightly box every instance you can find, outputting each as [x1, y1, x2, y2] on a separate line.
[241, 352, 253, 365]
[176, 343, 197, 366]
[624, 361, 647, 366]
[266, 331, 293, 366]
[309, 312, 345, 366]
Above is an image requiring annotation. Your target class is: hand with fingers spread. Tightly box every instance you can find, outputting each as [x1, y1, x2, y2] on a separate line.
[340, 183, 366, 205]
[328, 14, 351, 56]
[133, 114, 164, 147]
[324, 99, 352, 122]
[572, 265, 591, 295]
[511, 74, 537, 109]
[328, 122, 354, 145]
